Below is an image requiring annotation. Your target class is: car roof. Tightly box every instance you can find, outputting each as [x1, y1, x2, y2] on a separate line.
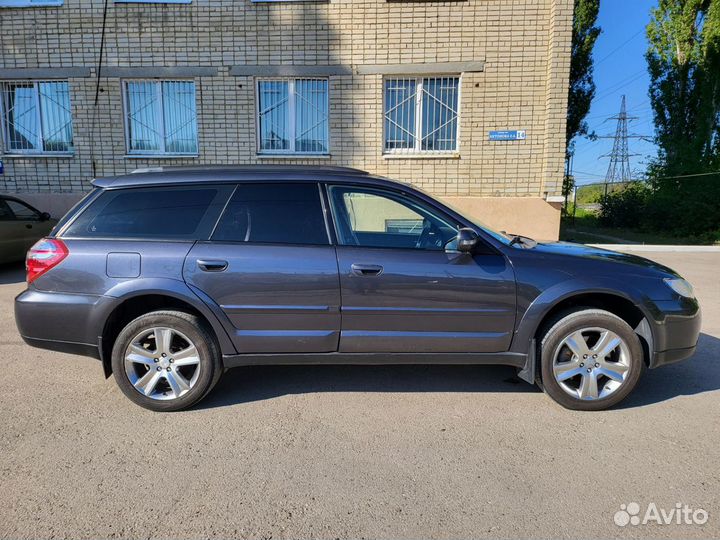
[91, 165, 409, 190]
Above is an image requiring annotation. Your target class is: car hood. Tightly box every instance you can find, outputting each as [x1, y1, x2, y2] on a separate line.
[526, 241, 680, 277]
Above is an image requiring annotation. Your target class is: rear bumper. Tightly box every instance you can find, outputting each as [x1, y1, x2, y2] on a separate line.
[15, 289, 105, 360]
[20, 335, 100, 359]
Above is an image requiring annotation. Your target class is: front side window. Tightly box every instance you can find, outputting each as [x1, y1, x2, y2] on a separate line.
[1, 81, 73, 154]
[123, 80, 198, 155]
[63, 186, 229, 240]
[328, 186, 458, 251]
[213, 183, 329, 245]
[383, 76, 459, 154]
[257, 79, 329, 155]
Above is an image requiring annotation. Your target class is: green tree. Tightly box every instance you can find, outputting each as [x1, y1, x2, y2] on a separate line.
[647, 0, 719, 171]
[566, 0, 602, 156]
[564, 0, 601, 201]
[645, 0, 720, 238]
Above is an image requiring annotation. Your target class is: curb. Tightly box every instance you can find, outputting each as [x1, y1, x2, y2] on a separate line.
[589, 244, 720, 253]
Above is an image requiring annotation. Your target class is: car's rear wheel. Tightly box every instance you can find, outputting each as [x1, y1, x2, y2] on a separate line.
[539, 309, 645, 411]
[111, 310, 222, 412]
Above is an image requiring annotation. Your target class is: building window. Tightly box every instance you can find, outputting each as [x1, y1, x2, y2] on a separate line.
[114, 0, 191, 3]
[383, 76, 460, 154]
[123, 80, 198, 156]
[1, 81, 73, 154]
[0, 0, 63, 7]
[257, 78, 329, 155]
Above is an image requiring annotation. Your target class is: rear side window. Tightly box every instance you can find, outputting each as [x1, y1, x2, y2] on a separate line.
[0, 200, 15, 221]
[212, 183, 328, 245]
[64, 185, 230, 240]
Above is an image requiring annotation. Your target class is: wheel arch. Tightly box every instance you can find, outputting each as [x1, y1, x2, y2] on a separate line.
[512, 286, 655, 380]
[98, 286, 235, 378]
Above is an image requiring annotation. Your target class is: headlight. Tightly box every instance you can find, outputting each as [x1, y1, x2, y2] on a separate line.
[663, 277, 695, 298]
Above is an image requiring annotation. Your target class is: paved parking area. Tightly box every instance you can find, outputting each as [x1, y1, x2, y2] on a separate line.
[0, 251, 718, 539]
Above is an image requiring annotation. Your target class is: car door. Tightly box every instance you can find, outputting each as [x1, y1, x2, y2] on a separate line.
[0, 198, 33, 262]
[327, 184, 516, 354]
[183, 182, 341, 354]
[4, 198, 53, 252]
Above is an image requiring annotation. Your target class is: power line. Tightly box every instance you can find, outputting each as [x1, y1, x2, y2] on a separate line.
[593, 29, 645, 66]
[573, 169, 606, 178]
[575, 171, 720, 187]
[593, 71, 648, 103]
[654, 171, 720, 180]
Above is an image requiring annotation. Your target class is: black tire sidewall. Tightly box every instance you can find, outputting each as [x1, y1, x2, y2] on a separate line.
[540, 310, 645, 411]
[111, 311, 220, 412]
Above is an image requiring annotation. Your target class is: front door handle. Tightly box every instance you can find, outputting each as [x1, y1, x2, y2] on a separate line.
[351, 263, 383, 277]
[197, 259, 228, 272]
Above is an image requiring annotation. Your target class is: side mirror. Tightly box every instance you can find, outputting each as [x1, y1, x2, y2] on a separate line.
[456, 228, 479, 253]
[39, 212, 51, 222]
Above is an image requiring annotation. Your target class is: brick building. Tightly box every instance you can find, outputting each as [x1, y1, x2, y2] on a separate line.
[0, 0, 572, 239]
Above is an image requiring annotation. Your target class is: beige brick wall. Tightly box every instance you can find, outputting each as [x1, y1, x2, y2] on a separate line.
[0, 0, 573, 235]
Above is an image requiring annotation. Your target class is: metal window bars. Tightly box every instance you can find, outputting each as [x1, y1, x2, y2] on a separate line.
[123, 80, 198, 156]
[383, 76, 459, 154]
[1, 80, 73, 154]
[257, 78, 329, 155]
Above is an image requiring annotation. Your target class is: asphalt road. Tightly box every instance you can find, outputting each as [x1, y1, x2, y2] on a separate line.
[1, 251, 718, 539]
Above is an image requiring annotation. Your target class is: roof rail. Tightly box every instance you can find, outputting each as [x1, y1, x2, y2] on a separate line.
[130, 167, 165, 174]
[130, 164, 369, 175]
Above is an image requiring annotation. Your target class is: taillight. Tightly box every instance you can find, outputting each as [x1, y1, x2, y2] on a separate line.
[26, 238, 69, 284]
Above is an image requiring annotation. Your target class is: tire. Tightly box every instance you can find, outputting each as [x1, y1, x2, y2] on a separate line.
[539, 308, 645, 411]
[111, 310, 222, 412]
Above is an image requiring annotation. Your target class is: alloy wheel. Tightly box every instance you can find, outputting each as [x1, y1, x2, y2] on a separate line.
[551, 327, 631, 401]
[123, 327, 201, 401]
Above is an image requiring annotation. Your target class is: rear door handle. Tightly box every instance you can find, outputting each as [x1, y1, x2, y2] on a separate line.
[197, 259, 228, 272]
[351, 263, 383, 277]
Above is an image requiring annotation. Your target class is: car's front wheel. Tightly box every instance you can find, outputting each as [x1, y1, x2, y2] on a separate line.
[111, 310, 222, 412]
[539, 309, 645, 411]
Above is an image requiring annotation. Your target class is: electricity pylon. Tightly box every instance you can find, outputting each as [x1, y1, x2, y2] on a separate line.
[599, 95, 641, 195]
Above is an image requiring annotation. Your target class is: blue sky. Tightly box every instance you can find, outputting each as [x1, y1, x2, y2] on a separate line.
[571, 0, 658, 186]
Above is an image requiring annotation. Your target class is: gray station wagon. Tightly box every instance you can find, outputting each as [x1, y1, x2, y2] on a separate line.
[14, 165, 701, 411]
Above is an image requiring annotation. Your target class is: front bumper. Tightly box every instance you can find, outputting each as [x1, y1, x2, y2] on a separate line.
[646, 296, 701, 369]
[653, 345, 697, 368]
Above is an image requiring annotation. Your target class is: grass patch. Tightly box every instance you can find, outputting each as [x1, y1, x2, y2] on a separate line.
[561, 215, 715, 245]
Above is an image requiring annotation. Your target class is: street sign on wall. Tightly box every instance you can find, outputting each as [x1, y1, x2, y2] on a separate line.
[489, 130, 526, 141]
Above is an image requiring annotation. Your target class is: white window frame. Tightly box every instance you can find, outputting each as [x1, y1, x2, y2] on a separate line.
[121, 79, 198, 157]
[255, 77, 330, 156]
[0, 80, 74, 156]
[114, 0, 190, 4]
[0, 0, 63, 7]
[382, 75, 461, 155]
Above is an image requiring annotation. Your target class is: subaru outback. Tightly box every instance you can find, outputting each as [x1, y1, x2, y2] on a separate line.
[14, 166, 701, 411]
